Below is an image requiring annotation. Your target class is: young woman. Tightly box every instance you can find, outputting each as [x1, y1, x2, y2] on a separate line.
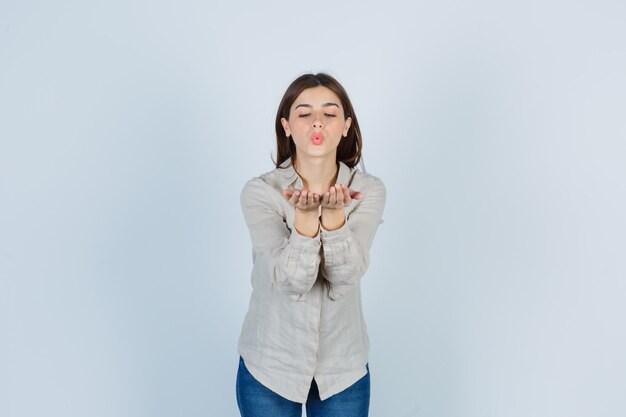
[235, 72, 386, 417]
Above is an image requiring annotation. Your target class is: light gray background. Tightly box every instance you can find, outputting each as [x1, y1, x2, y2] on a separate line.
[1, 1, 625, 416]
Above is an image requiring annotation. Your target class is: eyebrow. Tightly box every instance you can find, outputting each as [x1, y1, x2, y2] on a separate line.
[294, 103, 340, 109]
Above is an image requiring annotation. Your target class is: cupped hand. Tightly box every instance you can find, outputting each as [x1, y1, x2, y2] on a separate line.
[283, 189, 321, 212]
[320, 184, 363, 210]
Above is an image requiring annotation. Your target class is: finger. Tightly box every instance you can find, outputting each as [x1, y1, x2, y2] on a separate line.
[289, 190, 301, 206]
[349, 190, 363, 200]
[283, 189, 293, 200]
[335, 184, 345, 206]
[298, 190, 308, 207]
[329, 185, 337, 205]
[321, 191, 330, 206]
[341, 184, 350, 198]
[339, 184, 354, 205]
[341, 184, 353, 204]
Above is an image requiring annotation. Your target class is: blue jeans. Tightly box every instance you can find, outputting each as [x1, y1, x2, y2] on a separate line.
[236, 356, 370, 417]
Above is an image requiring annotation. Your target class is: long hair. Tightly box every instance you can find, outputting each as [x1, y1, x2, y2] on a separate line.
[273, 73, 363, 169]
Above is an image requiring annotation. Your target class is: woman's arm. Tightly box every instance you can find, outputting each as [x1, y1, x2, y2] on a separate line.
[318, 177, 386, 299]
[283, 188, 322, 238]
[240, 178, 321, 299]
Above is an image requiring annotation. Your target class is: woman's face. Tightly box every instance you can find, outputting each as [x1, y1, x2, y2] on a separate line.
[281, 86, 352, 161]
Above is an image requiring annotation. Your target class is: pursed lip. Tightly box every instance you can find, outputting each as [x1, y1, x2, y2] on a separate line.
[311, 133, 325, 140]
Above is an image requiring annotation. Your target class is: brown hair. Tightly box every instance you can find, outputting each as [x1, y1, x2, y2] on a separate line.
[273, 73, 362, 169]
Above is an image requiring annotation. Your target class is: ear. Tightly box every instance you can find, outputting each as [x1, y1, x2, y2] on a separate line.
[343, 116, 352, 137]
[281, 117, 291, 137]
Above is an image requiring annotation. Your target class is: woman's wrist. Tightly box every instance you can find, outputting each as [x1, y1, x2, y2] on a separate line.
[295, 208, 320, 237]
[320, 207, 345, 231]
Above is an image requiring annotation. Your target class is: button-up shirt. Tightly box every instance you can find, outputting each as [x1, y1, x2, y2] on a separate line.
[237, 157, 386, 403]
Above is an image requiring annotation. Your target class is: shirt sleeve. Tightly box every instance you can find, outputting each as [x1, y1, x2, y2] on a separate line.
[319, 176, 386, 300]
[240, 177, 322, 299]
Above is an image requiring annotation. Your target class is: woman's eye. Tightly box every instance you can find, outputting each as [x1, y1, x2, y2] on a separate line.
[298, 113, 336, 118]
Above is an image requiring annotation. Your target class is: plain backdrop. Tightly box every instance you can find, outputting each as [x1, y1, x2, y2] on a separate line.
[1, 1, 625, 416]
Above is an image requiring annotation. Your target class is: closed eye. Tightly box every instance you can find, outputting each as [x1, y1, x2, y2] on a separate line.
[298, 114, 336, 118]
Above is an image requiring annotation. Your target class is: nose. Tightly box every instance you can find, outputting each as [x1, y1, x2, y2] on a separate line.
[312, 118, 324, 128]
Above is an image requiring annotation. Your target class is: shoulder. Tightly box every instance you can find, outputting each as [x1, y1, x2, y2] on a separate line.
[240, 167, 289, 206]
[350, 169, 386, 197]
[244, 163, 292, 187]
[346, 168, 386, 220]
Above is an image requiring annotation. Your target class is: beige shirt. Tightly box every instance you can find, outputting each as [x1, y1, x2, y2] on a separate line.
[237, 157, 386, 403]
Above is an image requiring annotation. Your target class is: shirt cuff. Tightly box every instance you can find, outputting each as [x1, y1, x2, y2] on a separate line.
[319, 219, 351, 244]
[289, 224, 322, 249]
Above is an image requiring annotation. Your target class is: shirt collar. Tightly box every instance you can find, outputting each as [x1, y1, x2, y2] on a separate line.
[277, 157, 352, 190]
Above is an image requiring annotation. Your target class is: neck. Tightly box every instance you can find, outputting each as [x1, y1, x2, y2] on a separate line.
[293, 155, 339, 194]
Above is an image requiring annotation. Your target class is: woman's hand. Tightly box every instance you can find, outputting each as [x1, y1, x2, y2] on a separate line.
[320, 184, 363, 210]
[320, 184, 363, 231]
[283, 189, 321, 212]
[283, 189, 321, 237]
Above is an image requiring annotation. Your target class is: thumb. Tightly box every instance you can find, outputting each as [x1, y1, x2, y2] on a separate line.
[349, 190, 363, 200]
